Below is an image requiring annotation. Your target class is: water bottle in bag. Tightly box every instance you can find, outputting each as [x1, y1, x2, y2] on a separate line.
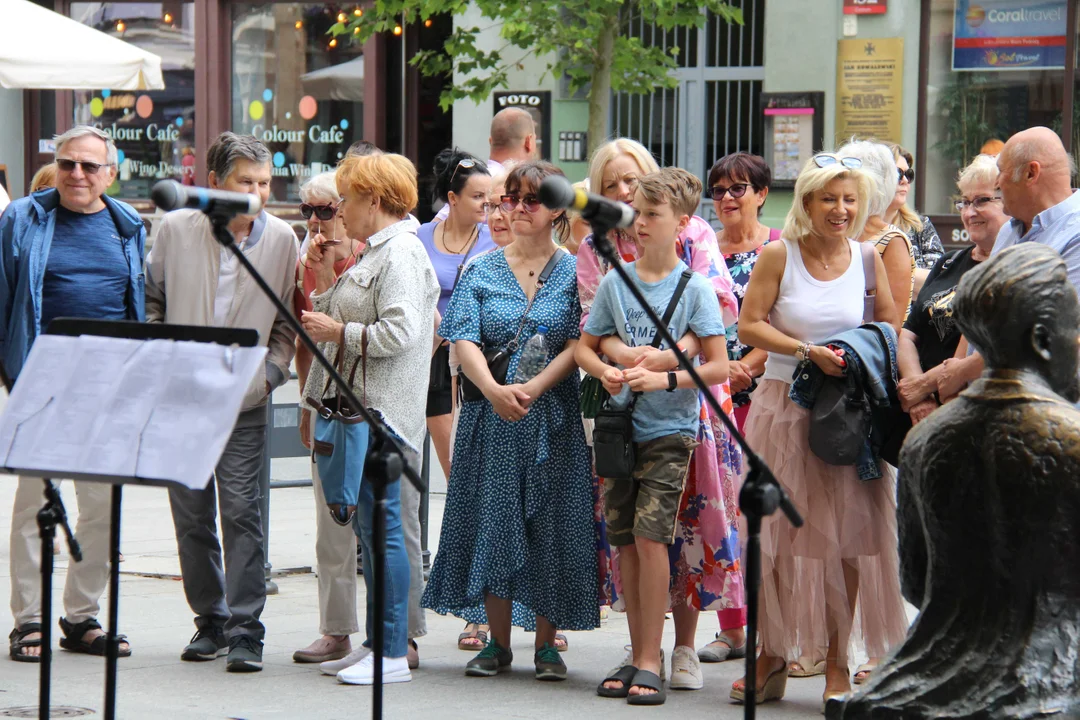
[513, 325, 549, 384]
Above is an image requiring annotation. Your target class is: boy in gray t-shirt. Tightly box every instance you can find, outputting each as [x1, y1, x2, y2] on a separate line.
[576, 168, 729, 704]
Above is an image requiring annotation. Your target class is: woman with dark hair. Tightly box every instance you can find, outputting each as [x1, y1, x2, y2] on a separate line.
[417, 148, 494, 484]
[423, 161, 599, 681]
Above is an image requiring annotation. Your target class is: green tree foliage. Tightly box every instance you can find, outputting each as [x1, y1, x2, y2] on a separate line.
[332, 0, 742, 154]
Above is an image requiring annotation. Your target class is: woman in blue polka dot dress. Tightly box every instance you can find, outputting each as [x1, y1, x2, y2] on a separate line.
[422, 162, 600, 681]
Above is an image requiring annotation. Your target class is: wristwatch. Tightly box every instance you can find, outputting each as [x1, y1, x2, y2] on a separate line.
[666, 372, 678, 392]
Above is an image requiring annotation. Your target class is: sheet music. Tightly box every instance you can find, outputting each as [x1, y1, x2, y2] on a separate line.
[0, 335, 266, 489]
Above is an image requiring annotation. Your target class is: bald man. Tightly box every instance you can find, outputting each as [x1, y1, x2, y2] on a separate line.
[939, 127, 1080, 399]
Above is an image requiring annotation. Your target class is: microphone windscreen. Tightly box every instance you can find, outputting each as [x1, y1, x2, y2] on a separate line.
[538, 175, 576, 211]
[151, 180, 182, 212]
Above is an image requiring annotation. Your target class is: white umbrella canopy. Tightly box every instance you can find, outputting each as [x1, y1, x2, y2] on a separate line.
[301, 57, 364, 102]
[0, 0, 164, 90]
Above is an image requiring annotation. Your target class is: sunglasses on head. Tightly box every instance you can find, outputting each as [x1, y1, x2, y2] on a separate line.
[299, 203, 338, 221]
[500, 194, 543, 213]
[897, 167, 915, 183]
[707, 183, 750, 200]
[813, 154, 862, 170]
[57, 158, 107, 175]
[450, 158, 477, 187]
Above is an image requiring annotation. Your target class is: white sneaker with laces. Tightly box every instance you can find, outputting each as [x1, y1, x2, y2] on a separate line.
[320, 645, 371, 676]
[669, 645, 704, 690]
[337, 652, 412, 685]
[610, 644, 666, 681]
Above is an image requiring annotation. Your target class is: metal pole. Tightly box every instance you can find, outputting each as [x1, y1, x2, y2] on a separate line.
[103, 485, 122, 720]
[260, 400, 278, 595]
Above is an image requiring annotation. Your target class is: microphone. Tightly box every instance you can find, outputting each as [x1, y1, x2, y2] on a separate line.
[538, 175, 636, 229]
[151, 180, 262, 217]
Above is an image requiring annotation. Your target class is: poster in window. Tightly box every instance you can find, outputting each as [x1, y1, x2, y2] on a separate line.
[835, 38, 904, 144]
[952, 0, 1067, 71]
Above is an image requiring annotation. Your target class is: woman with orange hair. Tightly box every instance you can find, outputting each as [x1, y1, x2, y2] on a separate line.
[301, 152, 440, 686]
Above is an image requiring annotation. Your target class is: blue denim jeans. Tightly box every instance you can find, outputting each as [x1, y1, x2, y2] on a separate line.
[355, 467, 411, 658]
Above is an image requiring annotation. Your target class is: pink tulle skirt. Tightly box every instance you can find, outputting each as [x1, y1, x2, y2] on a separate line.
[744, 380, 908, 667]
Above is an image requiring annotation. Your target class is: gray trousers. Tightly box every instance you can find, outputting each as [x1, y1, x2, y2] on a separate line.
[169, 422, 266, 642]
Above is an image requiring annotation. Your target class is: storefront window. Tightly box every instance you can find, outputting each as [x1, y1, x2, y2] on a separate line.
[924, 0, 1067, 216]
[232, 4, 364, 204]
[71, 2, 196, 199]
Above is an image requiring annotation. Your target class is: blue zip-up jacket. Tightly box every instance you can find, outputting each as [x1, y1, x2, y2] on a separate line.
[789, 322, 899, 480]
[0, 189, 146, 380]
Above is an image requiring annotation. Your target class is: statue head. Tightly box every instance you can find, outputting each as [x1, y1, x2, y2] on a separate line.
[954, 243, 1080, 401]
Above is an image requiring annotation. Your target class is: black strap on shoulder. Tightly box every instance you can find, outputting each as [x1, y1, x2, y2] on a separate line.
[507, 248, 565, 352]
[650, 269, 694, 349]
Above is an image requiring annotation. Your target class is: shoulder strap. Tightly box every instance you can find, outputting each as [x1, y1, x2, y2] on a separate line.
[507, 248, 565, 352]
[651, 269, 694, 349]
[860, 242, 877, 324]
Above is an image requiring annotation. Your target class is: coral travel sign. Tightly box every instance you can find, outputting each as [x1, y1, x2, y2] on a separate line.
[844, 0, 887, 15]
[952, 0, 1067, 71]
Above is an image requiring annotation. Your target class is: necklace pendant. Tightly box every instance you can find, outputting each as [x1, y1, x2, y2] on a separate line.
[528, 270, 535, 277]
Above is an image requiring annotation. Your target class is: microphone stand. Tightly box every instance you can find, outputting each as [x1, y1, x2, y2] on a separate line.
[0, 363, 82, 720]
[585, 217, 802, 720]
[208, 213, 421, 720]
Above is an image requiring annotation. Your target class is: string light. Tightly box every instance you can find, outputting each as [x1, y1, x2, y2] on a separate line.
[337, 11, 347, 22]
[393, 25, 402, 35]
[329, 38, 338, 48]
[353, 7, 362, 15]
[353, 26, 361, 35]
[115, 20, 125, 32]
[163, 12, 172, 23]
[295, 20, 303, 29]
[424, 19, 432, 27]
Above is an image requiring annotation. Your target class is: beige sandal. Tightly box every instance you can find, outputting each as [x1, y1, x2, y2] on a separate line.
[789, 656, 827, 677]
[457, 623, 488, 651]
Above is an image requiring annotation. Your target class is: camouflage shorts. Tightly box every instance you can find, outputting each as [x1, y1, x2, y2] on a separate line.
[603, 433, 698, 547]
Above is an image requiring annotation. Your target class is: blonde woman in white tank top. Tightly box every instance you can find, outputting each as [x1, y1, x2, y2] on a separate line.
[730, 155, 909, 709]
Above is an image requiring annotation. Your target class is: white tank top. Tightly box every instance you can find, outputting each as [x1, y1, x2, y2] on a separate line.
[762, 238, 868, 383]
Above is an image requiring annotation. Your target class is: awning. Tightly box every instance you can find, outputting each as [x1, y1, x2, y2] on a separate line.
[0, 0, 164, 90]
[301, 57, 364, 102]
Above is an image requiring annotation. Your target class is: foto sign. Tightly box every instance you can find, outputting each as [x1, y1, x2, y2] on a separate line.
[492, 91, 552, 161]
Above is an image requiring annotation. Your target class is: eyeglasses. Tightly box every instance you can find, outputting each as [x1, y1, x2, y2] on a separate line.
[450, 158, 477, 187]
[813, 154, 862, 170]
[299, 203, 338, 221]
[706, 183, 750, 200]
[481, 202, 497, 212]
[56, 158, 108, 175]
[500, 194, 543, 213]
[897, 167, 915, 183]
[954, 195, 1001, 212]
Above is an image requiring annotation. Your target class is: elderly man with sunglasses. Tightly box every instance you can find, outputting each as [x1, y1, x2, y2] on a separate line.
[146, 131, 298, 672]
[1, 125, 146, 663]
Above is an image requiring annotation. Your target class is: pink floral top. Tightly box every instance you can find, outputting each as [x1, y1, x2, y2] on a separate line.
[576, 215, 740, 341]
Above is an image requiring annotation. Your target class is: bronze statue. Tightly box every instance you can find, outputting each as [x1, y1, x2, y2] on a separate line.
[831, 243, 1080, 720]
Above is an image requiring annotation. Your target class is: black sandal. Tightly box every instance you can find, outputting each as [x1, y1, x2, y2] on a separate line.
[58, 617, 130, 657]
[9, 623, 42, 663]
[627, 669, 666, 706]
[597, 664, 637, 698]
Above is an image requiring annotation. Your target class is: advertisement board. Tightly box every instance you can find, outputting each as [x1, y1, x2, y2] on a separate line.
[835, 38, 904, 144]
[952, 0, 1067, 71]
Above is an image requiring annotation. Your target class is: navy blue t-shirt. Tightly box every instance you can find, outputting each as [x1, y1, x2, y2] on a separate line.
[41, 206, 130, 330]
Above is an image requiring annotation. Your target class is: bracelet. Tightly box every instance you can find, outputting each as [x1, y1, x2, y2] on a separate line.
[795, 341, 812, 362]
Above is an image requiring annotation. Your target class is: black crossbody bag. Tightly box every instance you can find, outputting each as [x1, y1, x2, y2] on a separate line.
[459, 249, 565, 403]
[593, 269, 693, 479]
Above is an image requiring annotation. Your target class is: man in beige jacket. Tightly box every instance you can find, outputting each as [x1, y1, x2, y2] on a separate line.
[145, 132, 297, 672]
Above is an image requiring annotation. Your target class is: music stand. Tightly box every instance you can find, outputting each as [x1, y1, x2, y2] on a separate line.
[0, 319, 261, 720]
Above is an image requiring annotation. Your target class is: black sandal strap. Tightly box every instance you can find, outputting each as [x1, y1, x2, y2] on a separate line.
[59, 616, 102, 640]
[10, 622, 42, 641]
[629, 669, 663, 692]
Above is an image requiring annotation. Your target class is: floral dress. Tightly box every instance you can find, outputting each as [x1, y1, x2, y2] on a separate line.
[722, 227, 780, 408]
[576, 216, 746, 616]
[422, 249, 600, 632]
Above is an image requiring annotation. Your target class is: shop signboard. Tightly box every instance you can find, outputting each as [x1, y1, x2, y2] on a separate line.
[492, 91, 552, 161]
[835, 38, 904, 144]
[844, 0, 887, 15]
[952, 0, 1067, 71]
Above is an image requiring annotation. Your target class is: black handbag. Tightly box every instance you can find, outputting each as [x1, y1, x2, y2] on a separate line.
[592, 270, 693, 479]
[459, 249, 564, 402]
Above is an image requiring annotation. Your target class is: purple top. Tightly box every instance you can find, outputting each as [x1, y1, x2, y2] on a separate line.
[417, 220, 495, 315]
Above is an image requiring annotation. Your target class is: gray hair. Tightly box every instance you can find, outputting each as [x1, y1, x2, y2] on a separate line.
[836, 139, 897, 218]
[957, 154, 1000, 194]
[54, 125, 118, 166]
[206, 131, 271, 183]
[299, 172, 339, 204]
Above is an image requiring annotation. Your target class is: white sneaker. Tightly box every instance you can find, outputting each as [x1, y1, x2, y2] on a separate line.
[609, 645, 666, 681]
[337, 652, 412, 685]
[669, 645, 704, 690]
[320, 645, 371, 676]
